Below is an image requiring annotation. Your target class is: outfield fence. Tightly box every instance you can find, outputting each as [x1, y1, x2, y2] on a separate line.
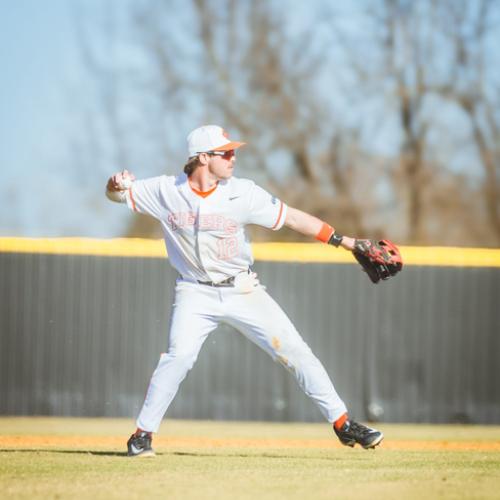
[0, 238, 499, 424]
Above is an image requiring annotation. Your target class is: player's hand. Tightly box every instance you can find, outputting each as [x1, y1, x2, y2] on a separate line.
[107, 170, 136, 192]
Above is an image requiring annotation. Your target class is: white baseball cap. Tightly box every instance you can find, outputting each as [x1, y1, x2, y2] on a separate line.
[187, 125, 246, 157]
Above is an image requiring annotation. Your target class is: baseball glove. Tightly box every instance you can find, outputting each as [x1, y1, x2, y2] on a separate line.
[352, 239, 403, 284]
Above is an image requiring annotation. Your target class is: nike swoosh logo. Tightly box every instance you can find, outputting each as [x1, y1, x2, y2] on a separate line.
[229, 196, 240, 201]
[130, 444, 143, 455]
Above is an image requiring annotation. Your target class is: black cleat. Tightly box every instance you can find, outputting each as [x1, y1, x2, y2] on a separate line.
[127, 431, 156, 457]
[334, 420, 383, 449]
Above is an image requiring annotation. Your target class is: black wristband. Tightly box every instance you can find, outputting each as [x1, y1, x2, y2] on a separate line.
[328, 232, 344, 247]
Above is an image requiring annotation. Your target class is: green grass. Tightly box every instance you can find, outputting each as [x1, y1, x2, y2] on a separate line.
[1, 418, 500, 499]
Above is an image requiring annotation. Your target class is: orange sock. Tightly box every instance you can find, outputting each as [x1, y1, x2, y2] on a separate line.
[334, 413, 349, 431]
[135, 428, 151, 437]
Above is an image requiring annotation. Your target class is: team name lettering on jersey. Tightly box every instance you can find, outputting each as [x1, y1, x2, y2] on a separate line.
[167, 211, 238, 234]
[167, 212, 196, 230]
[126, 174, 287, 282]
[199, 214, 238, 234]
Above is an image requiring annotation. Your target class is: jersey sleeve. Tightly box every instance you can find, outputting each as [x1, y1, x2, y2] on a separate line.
[125, 176, 166, 220]
[246, 184, 287, 231]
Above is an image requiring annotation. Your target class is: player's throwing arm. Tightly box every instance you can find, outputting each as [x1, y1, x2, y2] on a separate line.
[105, 125, 402, 458]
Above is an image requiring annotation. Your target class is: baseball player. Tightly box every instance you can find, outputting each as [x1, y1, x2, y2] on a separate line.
[106, 125, 397, 457]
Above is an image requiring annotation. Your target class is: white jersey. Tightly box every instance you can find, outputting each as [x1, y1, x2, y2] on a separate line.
[125, 172, 287, 283]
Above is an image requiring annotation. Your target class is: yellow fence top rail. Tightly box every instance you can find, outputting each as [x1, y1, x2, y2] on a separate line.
[0, 237, 499, 267]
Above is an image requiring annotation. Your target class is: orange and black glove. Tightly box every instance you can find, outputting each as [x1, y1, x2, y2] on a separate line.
[351, 239, 403, 284]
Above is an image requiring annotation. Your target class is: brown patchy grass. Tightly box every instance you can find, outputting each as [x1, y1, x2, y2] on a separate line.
[2, 434, 500, 452]
[1, 418, 500, 499]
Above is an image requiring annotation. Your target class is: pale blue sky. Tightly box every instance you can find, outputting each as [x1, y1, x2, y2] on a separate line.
[0, 0, 342, 237]
[0, 1, 496, 239]
[0, 0, 120, 236]
[1, 1, 74, 176]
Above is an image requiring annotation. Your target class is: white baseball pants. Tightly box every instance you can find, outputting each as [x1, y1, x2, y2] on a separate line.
[136, 280, 347, 432]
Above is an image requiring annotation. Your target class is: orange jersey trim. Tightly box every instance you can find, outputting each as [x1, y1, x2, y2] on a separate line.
[272, 201, 284, 230]
[189, 183, 218, 198]
[128, 187, 137, 212]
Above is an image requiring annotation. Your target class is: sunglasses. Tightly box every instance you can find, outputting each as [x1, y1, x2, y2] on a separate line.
[205, 150, 235, 160]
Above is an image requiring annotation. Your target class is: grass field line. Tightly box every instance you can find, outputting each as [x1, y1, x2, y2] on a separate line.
[2, 435, 500, 451]
[2, 420, 500, 500]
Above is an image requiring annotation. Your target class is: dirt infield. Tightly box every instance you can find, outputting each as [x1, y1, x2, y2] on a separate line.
[2, 435, 500, 452]
[2, 419, 500, 500]
[2, 417, 500, 453]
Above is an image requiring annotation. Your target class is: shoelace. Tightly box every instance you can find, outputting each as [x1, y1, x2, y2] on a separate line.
[134, 434, 150, 445]
[350, 422, 373, 435]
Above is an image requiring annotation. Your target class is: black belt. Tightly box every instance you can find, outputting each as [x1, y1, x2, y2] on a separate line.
[197, 275, 236, 287]
[196, 269, 251, 288]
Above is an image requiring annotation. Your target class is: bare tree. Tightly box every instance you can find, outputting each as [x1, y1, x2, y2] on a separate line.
[78, 0, 499, 246]
[429, 0, 500, 242]
[328, 0, 500, 245]
[79, 0, 377, 240]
